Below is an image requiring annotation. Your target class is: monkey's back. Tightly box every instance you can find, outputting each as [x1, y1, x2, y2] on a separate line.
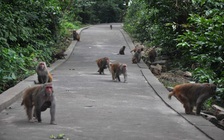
[22, 85, 42, 107]
[169, 83, 216, 99]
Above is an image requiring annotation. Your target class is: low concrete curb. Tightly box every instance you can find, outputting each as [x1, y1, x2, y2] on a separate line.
[0, 27, 89, 112]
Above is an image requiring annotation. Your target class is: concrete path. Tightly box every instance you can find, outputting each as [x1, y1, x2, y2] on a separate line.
[0, 24, 223, 140]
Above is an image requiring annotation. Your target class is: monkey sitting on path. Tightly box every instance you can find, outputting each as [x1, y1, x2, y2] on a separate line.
[118, 46, 126, 55]
[168, 83, 216, 115]
[21, 83, 56, 124]
[34, 62, 52, 84]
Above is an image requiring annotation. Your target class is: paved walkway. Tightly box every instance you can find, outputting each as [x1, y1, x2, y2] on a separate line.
[0, 24, 223, 140]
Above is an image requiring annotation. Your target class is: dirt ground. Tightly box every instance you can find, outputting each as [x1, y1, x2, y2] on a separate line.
[155, 70, 191, 88]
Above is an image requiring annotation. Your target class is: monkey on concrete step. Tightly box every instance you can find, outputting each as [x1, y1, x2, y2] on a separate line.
[73, 30, 80, 41]
[168, 83, 216, 115]
[132, 49, 141, 64]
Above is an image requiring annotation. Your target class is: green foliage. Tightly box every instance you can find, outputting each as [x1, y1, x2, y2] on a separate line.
[0, 46, 36, 92]
[177, 0, 224, 106]
[0, 0, 125, 93]
[177, 0, 224, 83]
[0, 0, 62, 92]
[74, 0, 125, 23]
[124, 0, 187, 50]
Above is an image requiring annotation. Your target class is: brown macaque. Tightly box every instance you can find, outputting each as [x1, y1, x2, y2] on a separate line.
[34, 62, 53, 84]
[109, 62, 127, 82]
[54, 49, 67, 59]
[96, 57, 110, 74]
[118, 46, 126, 55]
[132, 49, 141, 64]
[110, 25, 113, 30]
[130, 45, 144, 53]
[148, 48, 157, 62]
[73, 30, 80, 41]
[168, 83, 216, 115]
[21, 83, 56, 124]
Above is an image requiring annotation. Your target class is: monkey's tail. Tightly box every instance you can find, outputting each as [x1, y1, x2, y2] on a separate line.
[168, 92, 174, 100]
[48, 72, 53, 82]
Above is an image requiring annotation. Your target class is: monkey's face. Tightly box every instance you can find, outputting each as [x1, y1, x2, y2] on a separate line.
[122, 64, 127, 73]
[212, 84, 216, 90]
[45, 85, 53, 97]
[209, 84, 217, 93]
[39, 63, 46, 70]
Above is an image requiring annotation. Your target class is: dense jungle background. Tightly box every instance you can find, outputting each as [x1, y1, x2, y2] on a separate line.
[0, 0, 223, 108]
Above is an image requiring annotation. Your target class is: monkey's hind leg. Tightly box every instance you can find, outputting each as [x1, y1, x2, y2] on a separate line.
[116, 73, 121, 82]
[50, 102, 56, 125]
[35, 108, 42, 123]
[176, 94, 193, 114]
[26, 106, 35, 122]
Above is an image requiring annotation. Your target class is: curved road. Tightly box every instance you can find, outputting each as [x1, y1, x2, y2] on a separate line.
[0, 24, 223, 140]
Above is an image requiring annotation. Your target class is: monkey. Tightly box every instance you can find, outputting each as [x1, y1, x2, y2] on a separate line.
[130, 45, 144, 53]
[34, 62, 52, 84]
[118, 46, 126, 55]
[109, 62, 127, 82]
[53, 49, 67, 59]
[110, 25, 113, 30]
[148, 47, 157, 62]
[168, 83, 216, 115]
[132, 49, 141, 63]
[96, 57, 110, 74]
[21, 83, 56, 124]
[73, 30, 80, 41]
[34, 62, 53, 84]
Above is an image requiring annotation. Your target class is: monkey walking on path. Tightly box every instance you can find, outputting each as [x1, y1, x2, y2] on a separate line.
[96, 57, 110, 75]
[21, 83, 56, 124]
[109, 62, 127, 83]
[168, 83, 216, 115]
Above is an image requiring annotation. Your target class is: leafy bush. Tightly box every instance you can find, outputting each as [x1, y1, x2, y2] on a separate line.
[176, 0, 224, 106]
[0, 0, 62, 92]
[124, 0, 224, 107]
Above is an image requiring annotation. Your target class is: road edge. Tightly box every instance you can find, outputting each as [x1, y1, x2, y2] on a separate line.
[0, 26, 89, 112]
